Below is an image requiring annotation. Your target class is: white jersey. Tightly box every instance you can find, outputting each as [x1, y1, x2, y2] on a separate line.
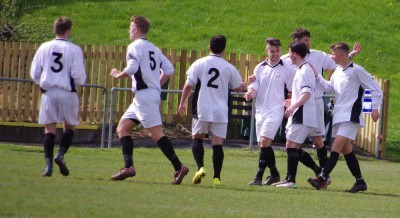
[282, 49, 336, 98]
[249, 59, 294, 123]
[288, 62, 318, 128]
[30, 38, 86, 92]
[186, 54, 243, 123]
[316, 62, 383, 127]
[124, 38, 174, 94]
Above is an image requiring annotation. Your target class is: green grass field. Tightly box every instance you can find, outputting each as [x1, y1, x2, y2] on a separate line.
[8, 0, 400, 160]
[1, 144, 399, 217]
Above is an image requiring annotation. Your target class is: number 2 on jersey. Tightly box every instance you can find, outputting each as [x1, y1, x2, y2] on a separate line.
[207, 68, 219, 89]
[51, 52, 63, 73]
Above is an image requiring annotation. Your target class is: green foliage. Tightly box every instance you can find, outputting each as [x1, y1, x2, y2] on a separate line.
[1, 144, 400, 217]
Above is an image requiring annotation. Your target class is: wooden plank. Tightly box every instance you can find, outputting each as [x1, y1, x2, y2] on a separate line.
[81, 44, 92, 123]
[0, 41, 4, 76]
[185, 50, 197, 125]
[96, 45, 107, 122]
[1, 42, 12, 121]
[25, 43, 35, 121]
[16, 42, 27, 122]
[166, 49, 177, 125]
[118, 45, 127, 119]
[89, 45, 99, 123]
[9, 42, 19, 121]
[229, 52, 236, 66]
[176, 50, 188, 124]
[381, 79, 390, 158]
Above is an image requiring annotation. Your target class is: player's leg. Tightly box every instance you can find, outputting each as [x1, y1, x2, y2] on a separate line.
[54, 124, 76, 176]
[298, 127, 322, 176]
[42, 123, 57, 177]
[192, 133, 206, 184]
[312, 98, 329, 168]
[209, 122, 227, 185]
[111, 118, 137, 180]
[148, 125, 188, 185]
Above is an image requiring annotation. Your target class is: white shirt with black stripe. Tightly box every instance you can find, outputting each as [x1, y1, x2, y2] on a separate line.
[186, 54, 243, 123]
[249, 59, 294, 123]
[316, 62, 383, 127]
[30, 38, 86, 92]
[124, 38, 174, 93]
[288, 62, 318, 128]
[282, 49, 337, 98]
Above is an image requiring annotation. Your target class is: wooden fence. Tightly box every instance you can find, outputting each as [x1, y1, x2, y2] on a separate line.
[0, 41, 390, 158]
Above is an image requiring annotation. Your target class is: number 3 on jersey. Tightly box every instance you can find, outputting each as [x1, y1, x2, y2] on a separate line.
[207, 68, 219, 89]
[51, 52, 63, 73]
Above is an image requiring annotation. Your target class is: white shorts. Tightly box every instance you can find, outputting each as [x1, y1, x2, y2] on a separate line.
[192, 118, 227, 139]
[39, 88, 80, 125]
[121, 89, 162, 129]
[332, 122, 360, 140]
[310, 97, 325, 137]
[256, 120, 281, 142]
[286, 124, 320, 144]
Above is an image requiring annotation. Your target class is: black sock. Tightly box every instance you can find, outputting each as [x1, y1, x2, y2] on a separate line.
[120, 136, 134, 168]
[58, 129, 74, 156]
[265, 147, 279, 177]
[317, 146, 328, 168]
[321, 151, 340, 179]
[212, 145, 224, 179]
[298, 148, 321, 176]
[344, 151, 363, 180]
[255, 147, 268, 179]
[287, 148, 298, 183]
[192, 139, 204, 170]
[44, 133, 55, 159]
[157, 136, 182, 171]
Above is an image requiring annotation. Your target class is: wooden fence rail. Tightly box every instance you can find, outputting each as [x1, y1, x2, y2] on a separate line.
[0, 41, 390, 158]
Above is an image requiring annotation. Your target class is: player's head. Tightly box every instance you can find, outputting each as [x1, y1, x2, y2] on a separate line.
[288, 41, 308, 65]
[330, 42, 350, 64]
[129, 16, 150, 41]
[291, 28, 311, 50]
[54, 16, 72, 37]
[265, 37, 281, 63]
[209, 35, 226, 54]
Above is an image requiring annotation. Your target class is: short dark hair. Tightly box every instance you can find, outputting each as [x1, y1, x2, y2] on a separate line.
[130, 16, 150, 34]
[291, 28, 311, 41]
[289, 41, 308, 58]
[330, 42, 350, 54]
[265, 37, 281, 47]
[210, 35, 226, 54]
[54, 16, 72, 35]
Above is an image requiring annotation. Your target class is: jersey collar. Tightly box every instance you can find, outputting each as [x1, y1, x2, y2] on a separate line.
[298, 61, 308, 69]
[55, 38, 69, 41]
[209, 54, 222, 58]
[343, 62, 354, 71]
[261, 59, 283, 68]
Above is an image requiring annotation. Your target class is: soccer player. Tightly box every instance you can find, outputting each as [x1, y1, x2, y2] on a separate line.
[30, 16, 87, 177]
[272, 42, 319, 188]
[280, 28, 361, 176]
[110, 16, 189, 185]
[245, 37, 294, 186]
[307, 42, 383, 193]
[178, 35, 244, 185]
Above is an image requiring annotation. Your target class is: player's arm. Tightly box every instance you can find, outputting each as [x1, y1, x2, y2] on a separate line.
[110, 68, 130, 79]
[29, 47, 43, 85]
[177, 82, 194, 117]
[358, 67, 383, 121]
[348, 42, 361, 60]
[160, 70, 170, 86]
[285, 92, 311, 118]
[71, 48, 87, 85]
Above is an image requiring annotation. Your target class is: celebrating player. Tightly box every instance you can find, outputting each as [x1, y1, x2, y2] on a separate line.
[110, 16, 189, 184]
[246, 37, 294, 186]
[272, 42, 319, 188]
[30, 16, 87, 177]
[178, 35, 244, 185]
[307, 42, 383, 193]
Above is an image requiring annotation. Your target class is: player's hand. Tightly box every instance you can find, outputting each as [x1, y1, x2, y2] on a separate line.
[284, 106, 294, 118]
[244, 89, 256, 101]
[284, 99, 291, 108]
[110, 68, 120, 78]
[353, 42, 361, 55]
[248, 75, 256, 83]
[240, 82, 247, 91]
[371, 109, 379, 122]
[177, 103, 187, 118]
